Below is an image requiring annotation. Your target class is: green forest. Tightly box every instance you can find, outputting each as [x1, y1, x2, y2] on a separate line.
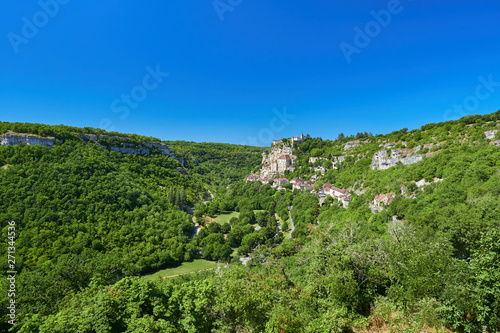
[1, 112, 499, 332]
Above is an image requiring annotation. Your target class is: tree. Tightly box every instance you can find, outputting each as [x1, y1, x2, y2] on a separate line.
[313, 180, 323, 192]
[221, 223, 231, 234]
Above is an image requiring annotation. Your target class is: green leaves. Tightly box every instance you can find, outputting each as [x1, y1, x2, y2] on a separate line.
[384, 223, 455, 305]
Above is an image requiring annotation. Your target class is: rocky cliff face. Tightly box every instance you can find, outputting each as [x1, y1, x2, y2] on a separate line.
[370, 148, 426, 170]
[0, 131, 56, 147]
[1, 132, 182, 164]
[490, 140, 500, 147]
[344, 141, 361, 150]
[484, 129, 500, 140]
[79, 134, 178, 160]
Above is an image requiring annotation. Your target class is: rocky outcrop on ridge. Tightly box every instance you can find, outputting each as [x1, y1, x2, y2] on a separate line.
[370, 149, 424, 170]
[79, 134, 178, 159]
[484, 129, 500, 140]
[0, 131, 56, 147]
[1, 131, 182, 163]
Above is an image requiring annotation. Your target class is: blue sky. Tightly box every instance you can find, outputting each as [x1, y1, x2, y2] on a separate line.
[1, 0, 500, 145]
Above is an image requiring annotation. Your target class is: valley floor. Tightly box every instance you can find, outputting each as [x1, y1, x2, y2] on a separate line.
[142, 259, 217, 280]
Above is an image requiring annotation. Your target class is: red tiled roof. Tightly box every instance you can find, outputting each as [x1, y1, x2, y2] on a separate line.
[374, 194, 386, 202]
[278, 154, 292, 160]
[332, 187, 347, 194]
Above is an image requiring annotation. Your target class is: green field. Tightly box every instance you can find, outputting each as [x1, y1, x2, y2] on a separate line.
[143, 259, 217, 280]
[213, 210, 265, 225]
[213, 211, 240, 224]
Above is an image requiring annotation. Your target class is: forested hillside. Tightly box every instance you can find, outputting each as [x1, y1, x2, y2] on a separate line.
[1, 112, 500, 332]
[165, 140, 265, 186]
[0, 122, 264, 331]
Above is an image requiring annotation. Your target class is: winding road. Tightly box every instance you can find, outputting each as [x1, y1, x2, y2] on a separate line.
[188, 190, 214, 240]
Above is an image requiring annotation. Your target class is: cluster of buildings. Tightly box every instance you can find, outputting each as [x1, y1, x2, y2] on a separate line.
[249, 134, 456, 211]
[272, 133, 304, 146]
[289, 177, 314, 191]
[248, 168, 407, 212]
[245, 174, 353, 208]
[322, 183, 352, 208]
[373, 194, 395, 207]
[246, 133, 356, 208]
[259, 134, 304, 179]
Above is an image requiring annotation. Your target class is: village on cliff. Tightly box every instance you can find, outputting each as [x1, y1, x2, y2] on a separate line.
[244, 133, 452, 212]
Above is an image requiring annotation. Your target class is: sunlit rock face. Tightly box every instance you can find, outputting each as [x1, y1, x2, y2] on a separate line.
[484, 129, 500, 140]
[0, 131, 56, 147]
[79, 134, 175, 157]
[370, 148, 424, 170]
[344, 141, 360, 150]
[1, 131, 181, 162]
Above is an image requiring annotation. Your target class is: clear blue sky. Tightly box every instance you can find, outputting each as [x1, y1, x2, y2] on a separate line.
[1, 0, 500, 145]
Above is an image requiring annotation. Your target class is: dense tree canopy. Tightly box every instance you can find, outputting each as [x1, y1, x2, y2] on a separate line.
[1, 112, 500, 332]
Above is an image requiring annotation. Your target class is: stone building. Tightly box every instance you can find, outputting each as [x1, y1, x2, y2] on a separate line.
[259, 135, 302, 178]
[277, 155, 292, 171]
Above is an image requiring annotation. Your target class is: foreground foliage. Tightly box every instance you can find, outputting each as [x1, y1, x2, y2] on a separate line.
[1, 112, 500, 332]
[16, 222, 500, 332]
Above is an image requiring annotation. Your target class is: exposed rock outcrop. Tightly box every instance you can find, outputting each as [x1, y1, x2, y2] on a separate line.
[484, 129, 500, 140]
[79, 134, 176, 157]
[1, 131, 182, 164]
[1, 131, 56, 147]
[371, 148, 424, 170]
[371, 145, 441, 170]
[333, 156, 346, 163]
[344, 141, 361, 150]
[379, 142, 397, 149]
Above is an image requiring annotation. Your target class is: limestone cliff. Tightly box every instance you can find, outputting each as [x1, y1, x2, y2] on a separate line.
[0, 131, 56, 147]
[484, 129, 500, 140]
[1, 131, 182, 164]
[79, 134, 180, 162]
[370, 146, 440, 170]
[344, 141, 361, 150]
